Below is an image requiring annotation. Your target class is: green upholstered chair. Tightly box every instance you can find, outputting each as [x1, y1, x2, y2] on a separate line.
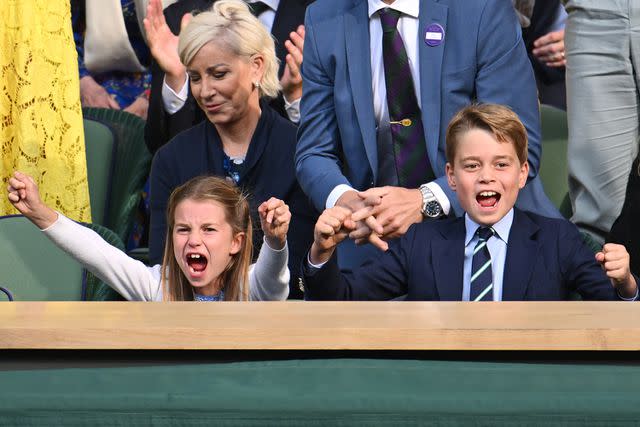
[0, 215, 125, 301]
[539, 104, 571, 218]
[82, 108, 152, 244]
[83, 118, 116, 227]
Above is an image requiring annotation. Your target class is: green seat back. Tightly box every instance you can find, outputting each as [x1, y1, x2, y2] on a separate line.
[0, 215, 84, 300]
[82, 108, 151, 243]
[83, 118, 116, 226]
[539, 104, 570, 217]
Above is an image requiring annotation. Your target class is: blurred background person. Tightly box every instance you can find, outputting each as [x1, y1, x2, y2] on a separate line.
[1, 0, 91, 221]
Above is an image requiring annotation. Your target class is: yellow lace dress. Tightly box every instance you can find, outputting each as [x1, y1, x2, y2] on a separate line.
[0, 0, 91, 221]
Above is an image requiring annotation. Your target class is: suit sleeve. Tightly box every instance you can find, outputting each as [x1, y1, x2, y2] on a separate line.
[303, 231, 414, 300]
[475, 0, 542, 180]
[295, 8, 352, 212]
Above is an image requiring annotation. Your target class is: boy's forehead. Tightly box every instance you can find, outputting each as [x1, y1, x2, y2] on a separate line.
[454, 129, 518, 159]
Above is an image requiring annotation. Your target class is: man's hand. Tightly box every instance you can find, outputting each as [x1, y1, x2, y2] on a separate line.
[309, 206, 356, 265]
[596, 243, 638, 299]
[124, 96, 149, 120]
[258, 197, 291, 250]
[532, 29, 566, 68]
[280, 25, 305, 103]
[335, 190, 387, 251]
[143, 0, 191, 91]
[352, 186, 423, 240]
[7, 171, 58, 229]
[80, 76, 120, 109]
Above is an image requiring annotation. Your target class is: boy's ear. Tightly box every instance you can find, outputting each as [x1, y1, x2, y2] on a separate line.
[230, 232, 245, 255]
[445, 162, 457, 191]
[518, 161, 529, 189]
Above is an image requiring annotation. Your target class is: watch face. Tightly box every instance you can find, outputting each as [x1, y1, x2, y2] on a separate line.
[425, 200, 442, 217]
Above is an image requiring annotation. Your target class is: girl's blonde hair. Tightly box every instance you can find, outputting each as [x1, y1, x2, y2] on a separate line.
[178, 0, 280, 99]
[161, 176, 253, 301]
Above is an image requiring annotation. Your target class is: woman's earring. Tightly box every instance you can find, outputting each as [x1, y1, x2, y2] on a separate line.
[253, 81, 261, 90]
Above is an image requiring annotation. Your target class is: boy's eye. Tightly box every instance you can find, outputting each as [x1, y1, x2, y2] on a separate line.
[496, 162, 510, 169]
[463, 163, 479, 170]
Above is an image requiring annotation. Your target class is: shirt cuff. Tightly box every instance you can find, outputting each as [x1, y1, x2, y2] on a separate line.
[284, 97, 300, 123]
[617, 285, 639, 301]
[162, 74, 189, 114]
[326, 184, 355, 209]
[262, 236, 288, 252]
[307, 251, 327, 270]
[424, 181, 451, 216]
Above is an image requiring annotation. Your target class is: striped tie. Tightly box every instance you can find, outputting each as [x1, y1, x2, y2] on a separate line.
[379, 8, 434, 188]
[470, 227, 495, 302]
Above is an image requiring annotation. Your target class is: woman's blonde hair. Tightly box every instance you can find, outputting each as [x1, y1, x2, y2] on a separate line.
[178, 0, 280, 99]
[160, 176, 253, 301]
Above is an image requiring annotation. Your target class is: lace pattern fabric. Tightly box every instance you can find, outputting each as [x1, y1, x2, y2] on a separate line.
[1, 0, 91, 221]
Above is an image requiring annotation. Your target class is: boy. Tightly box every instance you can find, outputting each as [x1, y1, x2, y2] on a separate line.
[303, 104, 638, 301]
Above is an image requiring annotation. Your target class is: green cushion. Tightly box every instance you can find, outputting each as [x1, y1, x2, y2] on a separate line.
[0, 215, 84, 300]
[83, 118, 115, 226]
[539, 104, 569, 215]
[82, 108, 151, 243]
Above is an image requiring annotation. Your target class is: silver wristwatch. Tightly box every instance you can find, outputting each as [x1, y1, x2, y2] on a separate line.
[419, 184, 442, 218]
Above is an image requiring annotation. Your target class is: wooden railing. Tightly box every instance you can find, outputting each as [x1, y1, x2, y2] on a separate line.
[1, 301, 639, 350]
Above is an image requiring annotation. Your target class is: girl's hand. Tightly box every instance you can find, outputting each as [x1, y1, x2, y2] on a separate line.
[258, 197, 291, 250]
[7, 171, 58, 229]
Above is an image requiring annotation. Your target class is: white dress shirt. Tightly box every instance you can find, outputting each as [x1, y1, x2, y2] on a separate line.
[325, 0, 450, 214]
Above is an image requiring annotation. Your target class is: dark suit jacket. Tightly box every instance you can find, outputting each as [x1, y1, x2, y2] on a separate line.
[304, 209, 623, 301]
[145, 0, 311, 153]
[150, 103, 317, 299]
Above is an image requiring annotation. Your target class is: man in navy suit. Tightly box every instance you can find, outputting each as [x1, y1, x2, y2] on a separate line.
[295, 0, 560, 271]
[303, 104, 638, 301]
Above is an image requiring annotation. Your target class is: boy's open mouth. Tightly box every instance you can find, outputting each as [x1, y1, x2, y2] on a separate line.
[476, 191, 500, 208]
[186, 253, 208, 273]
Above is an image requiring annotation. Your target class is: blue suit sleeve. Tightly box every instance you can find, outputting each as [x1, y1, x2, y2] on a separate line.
[295, 8, 352, 212]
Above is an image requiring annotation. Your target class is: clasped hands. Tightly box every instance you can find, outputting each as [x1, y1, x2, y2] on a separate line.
[310, 187, 423, 264]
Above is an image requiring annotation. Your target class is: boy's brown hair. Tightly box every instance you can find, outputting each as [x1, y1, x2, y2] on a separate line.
[445, 104, 528, 165]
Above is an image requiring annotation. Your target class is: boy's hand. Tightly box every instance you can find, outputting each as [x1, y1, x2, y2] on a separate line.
[309, 206, 356, 265]
[596, 243, 638, 299]
[258, 198, 291, 250]
[7, 171, 58, 229]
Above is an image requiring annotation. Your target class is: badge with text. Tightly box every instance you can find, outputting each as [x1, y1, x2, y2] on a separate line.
[425, 23, 444, 47]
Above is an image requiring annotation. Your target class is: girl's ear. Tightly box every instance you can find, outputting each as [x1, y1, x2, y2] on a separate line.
[230, 232, 245, 255]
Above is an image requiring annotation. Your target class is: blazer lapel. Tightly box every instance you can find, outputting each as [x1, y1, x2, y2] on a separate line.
[418, 0, 447, 172]
[432, 219, 465, 300]
[345, 0, 378, 181]
[502, 209, 540, 301]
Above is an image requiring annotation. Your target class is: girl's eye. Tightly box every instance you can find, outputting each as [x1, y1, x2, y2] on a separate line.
[204, 227, 216, 232]
[176, 227, 189, 234]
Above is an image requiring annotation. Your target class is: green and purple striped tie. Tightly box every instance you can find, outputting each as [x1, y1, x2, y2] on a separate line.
[470, 227, 495, 302]
[379, 8, 434, 187]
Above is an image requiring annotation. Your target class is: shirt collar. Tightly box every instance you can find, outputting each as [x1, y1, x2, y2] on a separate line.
[464, 208, 514, 247]
[368, 0, 419, 19]
[246, 0, 278, 11]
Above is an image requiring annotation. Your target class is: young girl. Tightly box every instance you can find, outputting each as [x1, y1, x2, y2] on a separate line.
[7, 171, 290, 301]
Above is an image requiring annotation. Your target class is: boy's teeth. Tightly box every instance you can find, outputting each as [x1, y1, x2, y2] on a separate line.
[480, 191, 496, 196]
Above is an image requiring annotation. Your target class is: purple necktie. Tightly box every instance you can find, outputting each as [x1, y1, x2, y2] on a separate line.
[379, 8, 434, 187]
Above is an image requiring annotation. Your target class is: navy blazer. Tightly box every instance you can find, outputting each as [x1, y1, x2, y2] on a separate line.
[304, 209, 623, 301]
[150, 103, 317, 299]
[145, 0, 312, 153]
[295, 0, 559, 218]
